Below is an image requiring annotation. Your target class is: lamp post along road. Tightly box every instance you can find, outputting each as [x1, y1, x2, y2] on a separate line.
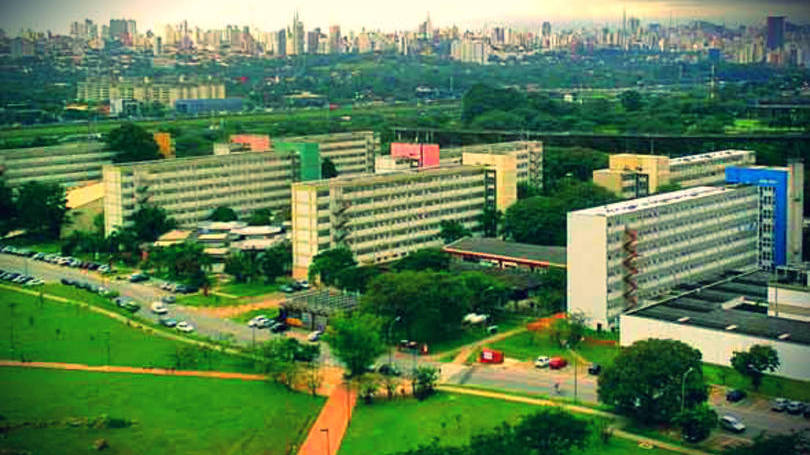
[681, 366, 695, 413]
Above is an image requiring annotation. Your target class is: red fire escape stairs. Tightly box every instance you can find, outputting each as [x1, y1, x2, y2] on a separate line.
[622, 229, 639, 309]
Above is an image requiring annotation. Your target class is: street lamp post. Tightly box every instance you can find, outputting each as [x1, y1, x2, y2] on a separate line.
[387, 316, 401, 367]
[681, 366, 695, 413]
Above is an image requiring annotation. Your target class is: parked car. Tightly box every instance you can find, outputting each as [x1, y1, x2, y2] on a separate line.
[726, 389, 747, 402]
[159, 317, 178, 328]
[98, 265, 112, 274]
[549, 357, 568, 369]
[588, 364, 602, 375]
[534, 356, 551, 368]
[270, 322, 289, 333]
[297, 280, 311, 290]
[32, 253, 46, 260]
[787, 401, 805, 415]
[174, 284, 198, 294]
[25, 279, 44, 287]
[129, 273, 149, 283]
[772, 397, 789, 412]
[122, 302, 140, 313]
[377, 363, 402, 377]
[720, 415, 746, 433]
[161, 295, 176, 304]
[248, 315, 270, 328]
[113, 296, 132, 307]
[279, 284, 295, 293]
[150, 301, 169, 315]
[307, 330, 324, 342]
[176, 321, 194, 333]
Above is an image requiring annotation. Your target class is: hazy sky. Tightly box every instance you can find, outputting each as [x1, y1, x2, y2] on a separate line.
[1, 0, 808, 35]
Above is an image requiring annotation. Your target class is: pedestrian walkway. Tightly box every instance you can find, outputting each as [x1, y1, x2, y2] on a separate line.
[0, 359, 267, 381]
[298, 383, 357, 455]
[449, 326, 528, 364]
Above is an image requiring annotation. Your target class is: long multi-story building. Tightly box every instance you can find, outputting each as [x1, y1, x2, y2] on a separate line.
[277, 131, 378, 176]
[568, 186, 760, 330]
[441, 141, 543, 188]
[291, 165, 500, 279]
[77, 77, 226, 107]
[103, 146, 319, 235]
[0, 142, 114, 188]
[593, 150, 755, 199]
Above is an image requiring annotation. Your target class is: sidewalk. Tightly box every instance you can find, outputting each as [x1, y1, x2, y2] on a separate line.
[298, 382, 357, 455]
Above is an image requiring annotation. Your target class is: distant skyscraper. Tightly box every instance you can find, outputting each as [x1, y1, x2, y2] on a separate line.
[767, 16, 785, 50]
[541, 22, 551, 37]
[276, 29, 286, 56]
[307, 29, 320, 54]
[329, 25, 341, 54]
[289, 12, 304, 55]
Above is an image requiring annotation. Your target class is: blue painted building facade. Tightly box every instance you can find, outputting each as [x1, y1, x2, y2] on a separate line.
[725, 166, 789, 267]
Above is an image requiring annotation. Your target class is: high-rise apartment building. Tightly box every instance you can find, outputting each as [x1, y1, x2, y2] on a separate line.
[0, 142, 113, 188]
[568, 186, 760, 329]
[329, 25, 341, 54]
[77, 77, 226, 106]
[291, 165, 500, 278]
[288, 12, 304, 56]
[767, 16, 785, 50]
[593, 150, 756, 199]
[450, 39, 491, 64]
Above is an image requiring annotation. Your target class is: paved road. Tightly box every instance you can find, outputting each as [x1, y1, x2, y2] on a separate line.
[0, 253, 326, 359]
[711, 389, 810, 437]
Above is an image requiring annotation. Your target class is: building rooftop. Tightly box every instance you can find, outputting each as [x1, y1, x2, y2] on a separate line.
[295, 164, 483, 190]
[444, 237, 566, 268]
[670, 149, 752, 166]
[231, 226, 283, 236]
[573, 186, 731, 217]
[442, 141, 538, 157]
[626, 270, 810, 347]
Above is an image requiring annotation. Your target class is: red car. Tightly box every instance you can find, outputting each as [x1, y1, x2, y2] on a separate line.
[549, 357, 567, 369]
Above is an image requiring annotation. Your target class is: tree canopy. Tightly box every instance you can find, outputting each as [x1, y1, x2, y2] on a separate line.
[128, 205, 177, 242]
[393, 248, 451, 272]
[321, 157, 339, 178]
[15, 181, 68, 239]
[439, 220, 471, 244]
[598, 338, 708, 424]
[107, 122, 162, 163]
[208, 206, 238, 222]
[324, 312, 386, 377]
[503, 180, 618, 246]
[730, 344, 780, 390]
[309, 247, 357, 285]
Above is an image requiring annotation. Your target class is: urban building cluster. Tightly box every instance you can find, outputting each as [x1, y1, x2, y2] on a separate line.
[3, 13, 807, 67]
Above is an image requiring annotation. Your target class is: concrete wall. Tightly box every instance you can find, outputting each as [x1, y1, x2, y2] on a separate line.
[621, 313, 810, 381]
[567, 212, 608, 328]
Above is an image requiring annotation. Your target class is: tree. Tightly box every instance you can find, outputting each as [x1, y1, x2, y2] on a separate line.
[548, 313, 587, 349]
[412, 365, 440, 400]
[543, 147, 609, 190]
[257, 337, 301, 388]
[129, 205, 176, 242]
[207, 206, 238, 222]
[478, 207, 502, 238]
[324, 312, 386, 377]
[730, 344, 780, 391]
[259, 241, 292, 283]
[722, 429, 808, 455]
[309, 247, 357, 285]
[598, 338, 708, 424]
[676, 403, 717, 443]
[439, 220, 470, 244]
[517, 181, 543, 199]
[513, 408, 590, 455]
[336, 265, 381, 293]
[15, 181, 68, 239]
[107, 122, 162, 163]
[655, 182, 682, 193]
[0, 179, 16, 236]
[393, 248, 451, 272]
[247, 208, 273, 226]
[620, 90, 643, 112]
[321, 157, 339, 178]
[503, 181, 618, 246]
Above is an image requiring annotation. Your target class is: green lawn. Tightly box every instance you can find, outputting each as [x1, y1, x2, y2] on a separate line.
[176, 293, 241, 307]
[488, 331, 570, 362]
[576, 342, 621, 367]
[428, 314, 532, 355]
[340, 392, 676, 455]
[217, 281, 280, 297]
[0, 287, 255, 373]
[0, 368, 324, 455]
[703, 363, 810, 401]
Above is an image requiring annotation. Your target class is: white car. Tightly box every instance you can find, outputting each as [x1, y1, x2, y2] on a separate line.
[24, 279, 44, 286]
[248, 315, 269, 328]
[720, 415, 746, 433]
[150, 301, 169, 315]
[534, 356, 551, 368]
[308, 330, 324, 342]
[176, 321, 194, 333]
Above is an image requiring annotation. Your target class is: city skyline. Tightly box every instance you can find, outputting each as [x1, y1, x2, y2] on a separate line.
[2, 0, 809, 36]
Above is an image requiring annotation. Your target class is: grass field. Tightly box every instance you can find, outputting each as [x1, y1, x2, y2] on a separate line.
[703, 363, 810, 401]
[216, 282, 280, 298]
[0, 287, 255, 372]
[176, 293, 241, 307]
[339, 392, 677, 455]
[428, 314, 533, 355]
[0, 368, 324, 455]
[487, 331, 570, 362]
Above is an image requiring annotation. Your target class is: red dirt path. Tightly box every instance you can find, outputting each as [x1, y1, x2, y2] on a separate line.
[297, 383, 357, 455]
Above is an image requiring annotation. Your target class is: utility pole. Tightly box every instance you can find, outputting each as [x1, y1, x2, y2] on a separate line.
[573, 351, 578, 403]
